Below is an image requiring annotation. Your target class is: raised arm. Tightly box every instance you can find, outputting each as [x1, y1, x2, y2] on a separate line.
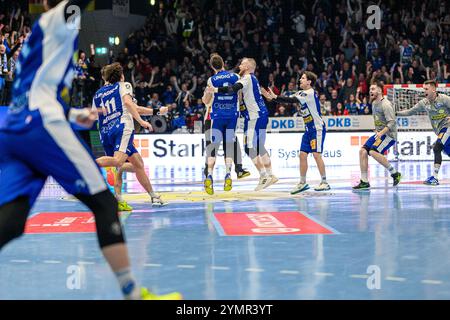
[396, 100, 425, 116]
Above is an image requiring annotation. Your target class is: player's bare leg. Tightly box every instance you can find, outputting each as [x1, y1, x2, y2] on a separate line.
[115, 163, 134, 211]
[261, 152, 278, 189]
[369, 150, 401, 186]
[313, 152, 330, 191]
[353, 148, 370, 189]
[205, 156, 216, 195]
[126, 153, 166, 206]
[96, 151, 128, 168]
[291, 151, 310, 194]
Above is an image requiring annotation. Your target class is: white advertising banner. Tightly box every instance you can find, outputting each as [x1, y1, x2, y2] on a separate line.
[134, 131, 447, 168]
[112, 0, 129, 18]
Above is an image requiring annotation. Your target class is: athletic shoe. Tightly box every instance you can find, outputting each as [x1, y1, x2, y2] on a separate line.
[141, 287, 182, 300]
[263, 174, 279, 189]
[106, 167, 117, 186]
[314, 181, 331, 191]
[224, 173, 232, 191]
[391, 172, 402, 186]
[290, 182, 310, 195]
[255, 175, 269, 191]
[151, 195, 168, 206]
[353, 180, 370, 190]
[423, 176, 439, 186]
[237, 169, 251, 179]
[204, 175, 214, 195]
[118, 200, 133, 211]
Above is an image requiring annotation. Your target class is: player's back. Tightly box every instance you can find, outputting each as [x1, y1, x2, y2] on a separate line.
[94, 82, 134, 134]
[208, 70, 239, 120]
[239, 73, 268, 120]
[1, 0, 80, 132]
[295, 88, 324, 131]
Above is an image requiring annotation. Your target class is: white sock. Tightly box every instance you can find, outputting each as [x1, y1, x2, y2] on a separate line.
[433, 164, 441, 178]
[116, 194, 123, 202]
[361, 172, 368, 182]
[149, 191, 157, 198]
[321, 175, 327, 182]
[387, 164, 397, 174]
[115, 268, 140, 300]
[300, 176, 306, 184]
[266, 168, 272, 176]
[259, 169, 267, 177]
[226, 163, 232, 174]
[207, 168, 213, 176]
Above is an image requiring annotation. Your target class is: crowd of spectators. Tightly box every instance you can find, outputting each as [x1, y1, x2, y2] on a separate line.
[2, 0, 450, 133]
[111, 0, 450, 132]
[0, 0, 29, 106]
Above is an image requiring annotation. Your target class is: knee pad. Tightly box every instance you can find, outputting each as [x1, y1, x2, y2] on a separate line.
[245, 146, 258, 160]
[0, 196, 30, 250]
[76, 191, 124, 248]
[259, 145, 268, 157]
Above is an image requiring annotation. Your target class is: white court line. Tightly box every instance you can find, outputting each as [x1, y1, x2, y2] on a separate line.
[77, 261, 95, 265]
[315, 272, 334, 277]
[245, 268, 265, 273]
[43, 260, 62, 264]
[177, 265, 196, 269]
[421, 280, 443, 285]
[10, 260, 30, 263]
[350, 274, 369, 279]
[385, 276, 406, 282]
[211, 266, 230, 271]
[144, 263, 162, 267]
[280, 270, 299, 275]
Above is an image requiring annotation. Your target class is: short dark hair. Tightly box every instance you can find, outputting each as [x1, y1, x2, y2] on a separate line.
[209, 54, 224, 70]
[371, 80, 384, 91]
[302, 71, 317, 86]
[104, 63, 123, 84]
[424, 79, 437, 87]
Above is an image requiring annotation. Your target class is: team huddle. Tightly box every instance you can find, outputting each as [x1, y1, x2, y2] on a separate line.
[1, 0, 450, 301]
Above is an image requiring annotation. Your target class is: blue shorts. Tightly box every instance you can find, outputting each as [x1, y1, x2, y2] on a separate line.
[209, 117, 238, 146]
[363, 134, 396, 154]
[100, 124, 138, 157]
[244, 115, 268, 153]
[437, 127, 450, 156]
[301, 128, 326, 153]
[0, 121, 107, 207]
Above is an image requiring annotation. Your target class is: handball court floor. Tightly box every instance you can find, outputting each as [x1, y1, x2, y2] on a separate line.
[1, 161, 450, 300]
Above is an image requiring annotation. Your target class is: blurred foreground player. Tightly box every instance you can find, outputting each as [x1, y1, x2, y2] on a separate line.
[0, 0, 180, 300]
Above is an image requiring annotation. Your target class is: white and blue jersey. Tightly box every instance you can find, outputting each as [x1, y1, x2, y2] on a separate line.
[291, 88, 326, 153]
[238, 73, 269, 121]
[0, 1, 106, 207]
[238, 73, 269, 153]
[92, 82, 137, 157]
[1, 1, 78, 132]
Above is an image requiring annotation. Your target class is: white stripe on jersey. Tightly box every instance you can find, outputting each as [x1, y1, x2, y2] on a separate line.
[316, 130, 324, 153]
[238, 74, 260, 120]
[29, 0, 79, 124]
[44, 120, 107, 195]
[119, 82, 135, 130]
[295, 88, 324, 130]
